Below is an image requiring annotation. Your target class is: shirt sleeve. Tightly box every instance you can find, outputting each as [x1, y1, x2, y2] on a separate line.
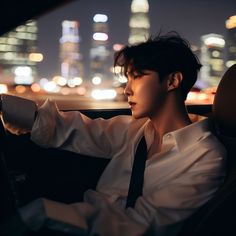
[30, 99, 144, 158]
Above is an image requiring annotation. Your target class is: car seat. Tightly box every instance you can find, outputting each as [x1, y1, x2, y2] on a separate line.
[178, 64, 236, 235]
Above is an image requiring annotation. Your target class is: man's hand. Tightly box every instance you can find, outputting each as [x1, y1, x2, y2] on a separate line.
[3, 121, 30, 135]
[0, 94, 38, 134]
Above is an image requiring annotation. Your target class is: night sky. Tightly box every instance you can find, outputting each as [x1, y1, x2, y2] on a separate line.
[37, 0, 236, 78]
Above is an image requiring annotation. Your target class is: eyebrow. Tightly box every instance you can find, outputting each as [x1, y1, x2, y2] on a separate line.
[127, 70, 150, 76]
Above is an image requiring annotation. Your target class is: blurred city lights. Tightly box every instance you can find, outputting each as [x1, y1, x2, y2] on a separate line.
[31, 83, 41, 92]
[53, 75, 67, 86]
[113, 44, 124, 51]
[92, 76, 102, 85]
[4, 52, 14, 60]
[204, 37, 225, 47]
[91, 89, 117, 100]
[14, 66, 33, 84]
[60, 87, 70, 95]
[93, 32, 108, 41]
[0, 84, 8, 94]
[93, 14, 108, 22]
[186, 91, 214, 104]
[131, 0, 149, 13]
[67, 79, 76, 88]
[226, 60, 236, 68]
[29, 53, 43, 62]
[39, 78, 48, 87]
[118, 76, 127, 84]
[73, 77, 83, 86]
[15, 85, 26, 93]
[76, 86, 86, 95]
[43, 81, 60, 93]
[15, 66, 32, 76]
[226, 15, 236, 29]
[67, 77, 83, 87]
[60, 21, 80, 43]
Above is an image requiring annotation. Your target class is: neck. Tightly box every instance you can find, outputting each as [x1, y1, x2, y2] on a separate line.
[150, 92, 192, 138]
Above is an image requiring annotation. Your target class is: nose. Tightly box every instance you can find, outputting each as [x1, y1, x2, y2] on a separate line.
[124, 80, 133, 97]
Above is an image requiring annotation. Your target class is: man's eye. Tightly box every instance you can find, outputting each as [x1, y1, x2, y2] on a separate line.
[133, 74, 141, 79]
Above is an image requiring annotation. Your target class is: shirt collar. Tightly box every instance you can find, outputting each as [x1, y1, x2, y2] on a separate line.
[144, 117, 210, 152]
[170, 117, 210, 151]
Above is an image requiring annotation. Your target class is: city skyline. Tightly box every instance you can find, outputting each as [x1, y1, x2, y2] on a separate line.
[37, 0, 236, 79]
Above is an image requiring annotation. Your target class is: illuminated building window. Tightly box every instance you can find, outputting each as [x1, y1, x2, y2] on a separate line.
[93, 14, 108, 23]
[131, 0, 149, 13]
[93, 32, 108, 41]
[129, 0, 150, 44]
[200, 33, 225, 87]
[212, 50, 220, 57]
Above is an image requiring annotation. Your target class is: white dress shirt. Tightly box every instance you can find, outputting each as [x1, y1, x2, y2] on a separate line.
[27, 100, 226, 236]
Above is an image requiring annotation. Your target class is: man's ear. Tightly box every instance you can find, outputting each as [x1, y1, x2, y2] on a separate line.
[167, 72, 183, 91]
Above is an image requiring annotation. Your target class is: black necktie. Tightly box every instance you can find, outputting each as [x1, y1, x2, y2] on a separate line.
[126, 136, 147, 208]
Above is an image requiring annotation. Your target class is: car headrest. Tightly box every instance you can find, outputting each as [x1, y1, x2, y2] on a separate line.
[212, 64, 236, 137]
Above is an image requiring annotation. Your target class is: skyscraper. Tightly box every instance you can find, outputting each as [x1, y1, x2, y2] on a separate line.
[90, 14, 111, 84]
[225, 15, 236, 68]
[128, 0, 150, 45]
[59, 20, 84, 84]
[200, 33, 225, 87]
[0, 20, 39, 85]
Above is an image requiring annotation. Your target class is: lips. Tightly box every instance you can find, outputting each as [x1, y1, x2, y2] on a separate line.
[128, 101, 136, 108]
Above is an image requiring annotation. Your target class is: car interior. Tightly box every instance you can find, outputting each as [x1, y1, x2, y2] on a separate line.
[0, 64, 235, 235]
[0, 0, 236, 235]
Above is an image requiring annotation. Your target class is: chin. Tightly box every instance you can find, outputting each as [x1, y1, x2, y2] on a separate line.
[131, 111, 147, 119]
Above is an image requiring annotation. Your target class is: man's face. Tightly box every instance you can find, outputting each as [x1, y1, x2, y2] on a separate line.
[124, 69, 168, 119]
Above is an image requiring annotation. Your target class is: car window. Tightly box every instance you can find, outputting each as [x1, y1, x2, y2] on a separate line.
[0, 0, 235, 110]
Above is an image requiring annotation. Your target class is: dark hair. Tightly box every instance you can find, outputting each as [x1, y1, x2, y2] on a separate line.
[114, 32, 202, 100]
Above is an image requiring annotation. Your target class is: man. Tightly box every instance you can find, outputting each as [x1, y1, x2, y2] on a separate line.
[0, 32, 226, 235]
